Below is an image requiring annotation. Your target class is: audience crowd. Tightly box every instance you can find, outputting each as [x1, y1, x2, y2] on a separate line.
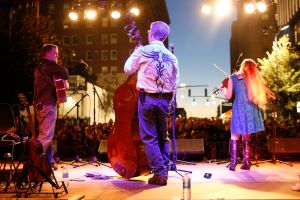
[18, 115, 300, 161]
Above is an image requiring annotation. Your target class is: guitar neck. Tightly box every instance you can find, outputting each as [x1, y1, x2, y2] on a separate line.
[26, 107, 37, 139]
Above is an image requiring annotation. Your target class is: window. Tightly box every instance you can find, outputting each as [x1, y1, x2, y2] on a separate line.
[110, 33, 118, 44]
[111, 65, 117, 75]
[63, 18, 70, 29]
[86, 34, 93, 45]
[63, 3, 69, 11]
[101, 33, 109, 44]
[86, 50, 93, 61]
[63, 36, 70, 45]
[110, 18, 118, 27]
[63, 54, 70, 63]
[101, 50, 109, 61]
[71, 21, 78, 29]
[101, 66, 108, 73]
[71, 52, 78, 62]
[71, 35, 79, 45]
[102, 17, 109, 27]
[48, 19, 55, 30]
[110, 50, 118, 60]
[48, 3, 55, 14]
[86, 21, 93, 28]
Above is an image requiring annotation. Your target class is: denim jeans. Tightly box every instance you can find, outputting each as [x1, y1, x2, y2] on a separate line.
[36, 104, 57, 163]
[138, 95, 171, 176]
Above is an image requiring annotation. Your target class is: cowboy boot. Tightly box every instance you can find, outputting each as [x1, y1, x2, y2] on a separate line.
[240, 140, 251, 170]
[229, 139, 238, 171]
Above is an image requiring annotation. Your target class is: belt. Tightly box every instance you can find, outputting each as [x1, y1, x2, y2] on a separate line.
[144, 92, 173, 99]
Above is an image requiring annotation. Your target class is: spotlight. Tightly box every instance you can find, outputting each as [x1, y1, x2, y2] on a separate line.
[85, 9, 97, 20]
[69, 11, 79, 21]
[129, 7, 140, 16]
[111, 10, 121, 19]
[201, 4, 212, 15]
[256, 1, 267, 13]
[244, 2, 255, 14]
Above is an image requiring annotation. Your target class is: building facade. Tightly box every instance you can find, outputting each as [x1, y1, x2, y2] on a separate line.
[41, 0, 170, 93]
[276, 0, 300, 43]
[230, 0, 300, 72]
[230, 1, 277, 72]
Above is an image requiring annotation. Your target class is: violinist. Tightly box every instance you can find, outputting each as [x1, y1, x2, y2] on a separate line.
[124, 21, 179, 185]
[220, 59, 274, 171]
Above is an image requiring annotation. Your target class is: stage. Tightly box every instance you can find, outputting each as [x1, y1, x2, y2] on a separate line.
[1, 160, 300, 199]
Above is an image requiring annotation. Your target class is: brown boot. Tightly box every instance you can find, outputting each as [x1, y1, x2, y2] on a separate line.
[229, 139, 238, 171]
[240, 140, 251, 170]
[148, 174, 168, 186]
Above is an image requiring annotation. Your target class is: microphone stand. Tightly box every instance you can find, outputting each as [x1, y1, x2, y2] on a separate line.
[58, 92, 90, 167]
[168, 45, 194, 177]
[73, 81, 111, 169]
[169, 95, 194, 177]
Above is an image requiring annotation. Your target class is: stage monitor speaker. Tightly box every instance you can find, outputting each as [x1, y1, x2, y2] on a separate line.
[268, 138, 300, 154]
[170, 139, 204, 155]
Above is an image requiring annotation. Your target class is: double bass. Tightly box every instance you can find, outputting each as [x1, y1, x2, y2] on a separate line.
[107, 14, 150, 178]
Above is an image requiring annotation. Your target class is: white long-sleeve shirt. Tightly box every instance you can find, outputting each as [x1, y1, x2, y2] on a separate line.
[124, 40, 179, 94]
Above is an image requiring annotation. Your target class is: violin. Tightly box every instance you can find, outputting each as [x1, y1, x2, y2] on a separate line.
[212, 53, 243, 95]
[213, 77, 229, 95]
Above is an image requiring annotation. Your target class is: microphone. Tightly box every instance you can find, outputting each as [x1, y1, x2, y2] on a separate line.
[70, 88, 79, 96]
[79, 59, 88, 69]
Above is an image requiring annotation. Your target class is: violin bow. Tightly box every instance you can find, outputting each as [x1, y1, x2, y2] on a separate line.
[212, 64, 230, 77]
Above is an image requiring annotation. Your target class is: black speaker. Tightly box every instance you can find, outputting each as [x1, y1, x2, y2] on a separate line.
[268, 138, 300, 154]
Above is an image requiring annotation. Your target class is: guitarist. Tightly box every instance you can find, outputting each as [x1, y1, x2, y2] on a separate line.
[34, 44, 69, 170]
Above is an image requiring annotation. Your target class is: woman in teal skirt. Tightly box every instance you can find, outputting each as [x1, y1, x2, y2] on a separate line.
[221, 59, 274, 171]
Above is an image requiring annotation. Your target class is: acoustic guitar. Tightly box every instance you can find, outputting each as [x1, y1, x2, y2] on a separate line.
[18, 93, 51, 182]
[53, 75, 69, 104]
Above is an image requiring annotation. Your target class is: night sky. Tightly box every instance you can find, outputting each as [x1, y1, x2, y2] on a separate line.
[166, 0, 236, 118]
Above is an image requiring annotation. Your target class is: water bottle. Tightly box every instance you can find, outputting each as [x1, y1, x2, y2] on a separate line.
[182, 172, 191, 200]
[62, 165, 69, 187]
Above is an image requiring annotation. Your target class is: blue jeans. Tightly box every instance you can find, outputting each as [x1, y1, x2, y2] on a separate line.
[138, 95, 171, 176]
[36, 104, 57, 164]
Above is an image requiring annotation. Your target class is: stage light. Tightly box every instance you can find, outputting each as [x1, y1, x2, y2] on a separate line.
[111, 10, 121, 19]
[69, 11, 79, 21]
[129, 7, 140, 16]
[215, 0, 231, 17]
[256, 1, 267, 13]
[244, 2, 255, 14]
[201, 4, 212, 15]
[85, 9, 97, 20]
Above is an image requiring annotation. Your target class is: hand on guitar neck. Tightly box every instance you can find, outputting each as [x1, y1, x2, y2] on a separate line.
[124, 13, 142, 48]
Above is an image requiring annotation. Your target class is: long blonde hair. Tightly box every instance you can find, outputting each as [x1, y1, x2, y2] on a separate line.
[240, 59, 275, 109]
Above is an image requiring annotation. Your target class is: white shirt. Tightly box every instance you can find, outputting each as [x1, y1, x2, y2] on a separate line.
[124, 41, 179, 94]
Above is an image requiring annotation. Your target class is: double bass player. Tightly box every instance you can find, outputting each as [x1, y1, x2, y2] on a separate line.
[124, 21, 179, 186]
